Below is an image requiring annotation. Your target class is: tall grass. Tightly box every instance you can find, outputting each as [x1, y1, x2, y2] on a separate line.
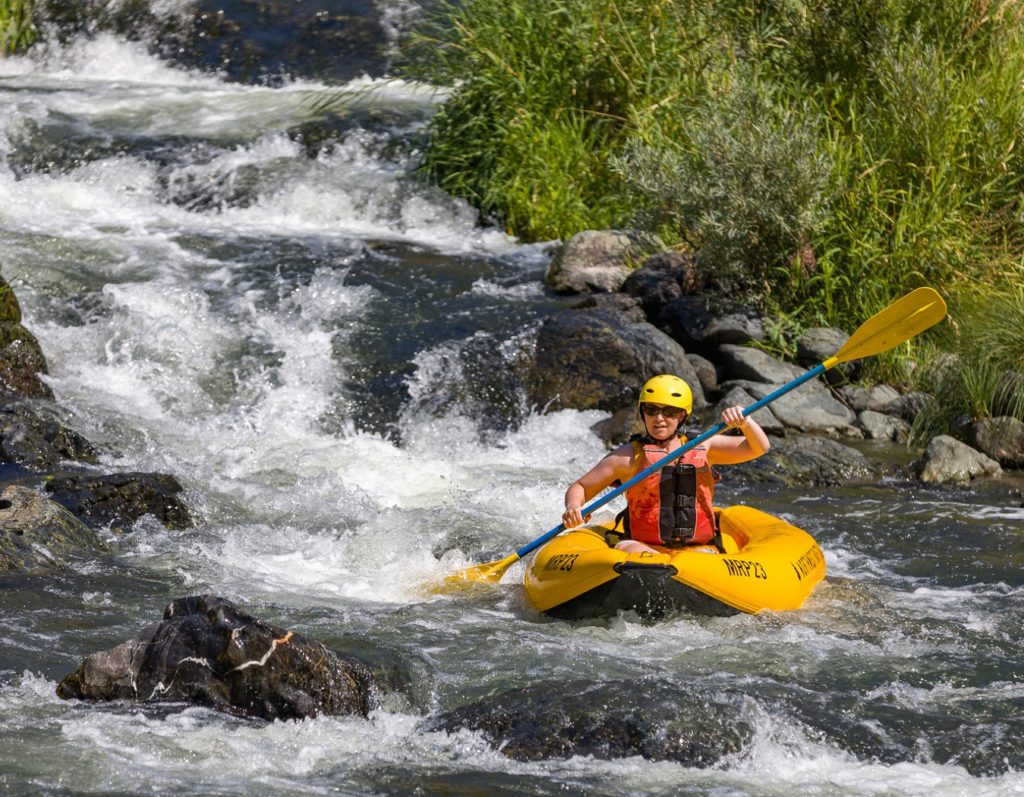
[399, 0, 769, 240]
[911, 286, 1024, 442]
[0, 0, 37, 55]
[402, 0, 1024, 325]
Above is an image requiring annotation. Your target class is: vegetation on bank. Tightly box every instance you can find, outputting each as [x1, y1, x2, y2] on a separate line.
[0, 0, 36, 54]
[401, 0, 1024, 427]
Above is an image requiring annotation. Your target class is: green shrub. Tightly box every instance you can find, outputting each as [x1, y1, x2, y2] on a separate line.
[613, 77, 830, 296]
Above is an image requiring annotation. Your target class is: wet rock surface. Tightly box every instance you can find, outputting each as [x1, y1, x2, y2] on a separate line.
[430, 678, 753, 765]
[0, 402, 99, 470]
[0, 485, 107, 573]
[45, 472, 192, 532]
[57, 595, 375, 721]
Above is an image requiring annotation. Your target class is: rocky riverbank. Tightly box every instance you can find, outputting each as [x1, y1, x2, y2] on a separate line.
[530, 230, 1023, 490]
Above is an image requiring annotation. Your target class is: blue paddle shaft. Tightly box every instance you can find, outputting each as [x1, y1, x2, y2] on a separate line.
[515, 362, 827, 560]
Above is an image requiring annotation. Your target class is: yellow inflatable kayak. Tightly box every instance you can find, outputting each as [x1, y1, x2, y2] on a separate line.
[523, 505, 825, 619]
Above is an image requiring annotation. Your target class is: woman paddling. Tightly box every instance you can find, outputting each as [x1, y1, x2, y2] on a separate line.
[562, 374, 770, 552]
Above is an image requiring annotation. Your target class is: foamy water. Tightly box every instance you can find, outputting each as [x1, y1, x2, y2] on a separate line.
[1, 22, 1022, 797]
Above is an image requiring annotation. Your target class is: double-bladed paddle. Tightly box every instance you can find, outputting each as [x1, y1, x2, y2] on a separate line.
[443, 286, 947, 587]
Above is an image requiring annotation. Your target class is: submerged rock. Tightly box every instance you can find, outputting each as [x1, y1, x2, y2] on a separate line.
[0, 485, 107, 573]
[57, 595, 375, 721]
[429, 678, 752, 765]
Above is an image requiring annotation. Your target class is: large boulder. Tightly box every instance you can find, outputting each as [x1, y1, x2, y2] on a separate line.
[658, 294, 765, 355]
[720, 378, 858, 436]
[0, 485, 107, 573]
[620, 250, 705, 320]
[964, 417, 1024, 469]
[917, 435, 1002, 483]
[45, 472, 193, 532]
[716, 344, 805, 384]
[429, 678, 752, 765]
[57, 595, 374, 721]
[546, 231, 656, 294]
[736, 435, 878, 487]
[0, 402, 99, 470]
[527, 300, 706, 413]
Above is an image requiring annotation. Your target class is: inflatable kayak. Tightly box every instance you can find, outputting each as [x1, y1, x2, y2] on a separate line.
[523, 505, 825, 619]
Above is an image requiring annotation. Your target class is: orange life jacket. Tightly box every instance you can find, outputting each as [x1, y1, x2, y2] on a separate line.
[624, 437, 718, 547]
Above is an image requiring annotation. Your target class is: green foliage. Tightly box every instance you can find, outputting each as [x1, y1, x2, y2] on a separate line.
[0, 0, 37, 54]
[402, 0, 1024, 320]
[613, 77, 830, 295]
[910, 286, 1024, 443]
[399, 0, 767, 240]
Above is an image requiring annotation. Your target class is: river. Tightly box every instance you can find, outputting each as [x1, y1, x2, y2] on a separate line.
[1, 4, 1022, 795]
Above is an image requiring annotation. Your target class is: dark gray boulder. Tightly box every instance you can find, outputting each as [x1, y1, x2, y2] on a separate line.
[620, 250, 705, 321]
[45, 472, 193, 532]
[736, 435, 878, 487]
[527, 303, 706, 413]
[686, 352, 718, 398]
[717, 344, 806, 384]
[0, 485, 107, 573]
[57, 595, 375, 721]
[0, 402, 99, 470]
[964, 417, 1024, 469]
[721, 378, 858, 435]
[658, 295, 765, 355]
[429, 678, 752, 765]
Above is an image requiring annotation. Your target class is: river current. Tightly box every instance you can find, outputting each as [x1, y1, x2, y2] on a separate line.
[1, 9, 1022, 797]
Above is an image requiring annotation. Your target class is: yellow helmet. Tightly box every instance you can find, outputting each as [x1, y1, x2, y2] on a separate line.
[638, 374, 693, 414]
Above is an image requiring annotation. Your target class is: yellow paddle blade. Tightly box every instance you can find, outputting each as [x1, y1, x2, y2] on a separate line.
[830, 287, 947, 366]
[430, 552, 522, 594]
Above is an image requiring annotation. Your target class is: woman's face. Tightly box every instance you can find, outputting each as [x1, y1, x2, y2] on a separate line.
[640, 403, 685, 440]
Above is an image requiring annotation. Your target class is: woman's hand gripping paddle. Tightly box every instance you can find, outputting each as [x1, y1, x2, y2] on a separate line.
[441, 287, 947, 589]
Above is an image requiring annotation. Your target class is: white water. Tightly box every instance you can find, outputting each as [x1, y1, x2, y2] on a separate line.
[1, 26, 1022, 797]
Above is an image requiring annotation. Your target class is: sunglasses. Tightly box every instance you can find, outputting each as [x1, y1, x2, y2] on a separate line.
[641, 403, 686, 419]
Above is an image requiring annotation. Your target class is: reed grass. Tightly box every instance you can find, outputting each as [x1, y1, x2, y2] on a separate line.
[910, 286, 1024, 442]
[0, 0, 37, 55]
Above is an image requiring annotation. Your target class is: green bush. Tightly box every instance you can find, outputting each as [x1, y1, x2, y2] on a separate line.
[613, 77, 830, 296]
